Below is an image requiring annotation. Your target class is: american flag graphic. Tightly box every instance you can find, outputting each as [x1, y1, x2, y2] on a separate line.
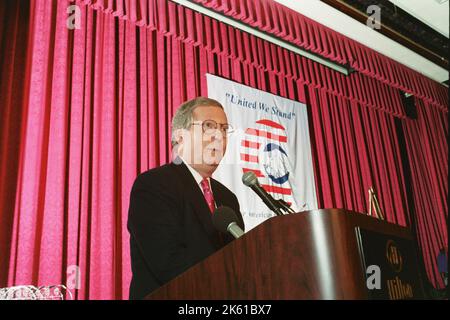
[240, 119, 294, 206]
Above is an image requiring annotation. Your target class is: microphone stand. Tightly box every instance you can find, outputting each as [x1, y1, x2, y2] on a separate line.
[274, 199, 296, 215]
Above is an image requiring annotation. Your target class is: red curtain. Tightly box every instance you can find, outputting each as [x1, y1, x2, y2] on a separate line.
[402, 99, 448, 287]
[189, 0, 448, 110]
[0, 0, 447, 299]
[0, 0, 33, 292]
[307, 86, 410, 227]
[67, 0, 448, 110]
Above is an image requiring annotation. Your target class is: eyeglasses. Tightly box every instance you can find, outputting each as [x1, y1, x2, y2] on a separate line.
[191, 120, 234, 135]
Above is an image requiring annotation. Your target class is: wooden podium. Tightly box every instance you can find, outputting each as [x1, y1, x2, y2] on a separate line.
[146, 209, 424, 300]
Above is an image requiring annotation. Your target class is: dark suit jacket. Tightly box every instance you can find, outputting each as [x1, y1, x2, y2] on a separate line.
[127, 159, 245, 300]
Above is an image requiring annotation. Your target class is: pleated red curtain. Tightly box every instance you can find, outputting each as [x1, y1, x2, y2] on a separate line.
[0, 0, 447, 299]
[306, 86, 410, 227]
[189, 0, 448, 110]
[69, 0, 448, 110]
[0, 0, 33, 292]
[0, 0, 201, 299]
[92, 0, 448, 114]
[402, 99, 448, 287]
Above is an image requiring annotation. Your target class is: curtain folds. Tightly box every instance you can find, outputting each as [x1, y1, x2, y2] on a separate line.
[0, 0, 447, 299]
[307, 86, 410, 228]
[402, 99, 448, 287]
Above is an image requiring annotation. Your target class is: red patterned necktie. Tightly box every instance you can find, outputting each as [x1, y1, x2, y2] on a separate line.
[200, 178, 215, 213]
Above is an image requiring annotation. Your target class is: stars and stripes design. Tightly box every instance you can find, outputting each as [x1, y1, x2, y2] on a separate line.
[240, 119, 294, 205]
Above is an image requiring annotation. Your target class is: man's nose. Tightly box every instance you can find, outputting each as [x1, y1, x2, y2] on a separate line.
[210, 129, 225, 141]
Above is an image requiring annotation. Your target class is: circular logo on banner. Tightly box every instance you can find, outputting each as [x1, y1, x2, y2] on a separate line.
[261, 143, 290, 184]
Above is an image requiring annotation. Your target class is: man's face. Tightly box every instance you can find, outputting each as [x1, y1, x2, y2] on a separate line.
[180, 105, 229, 176]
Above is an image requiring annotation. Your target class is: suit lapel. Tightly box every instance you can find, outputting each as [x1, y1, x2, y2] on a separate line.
[170, 159, 223, 249]
[210, 178, 224, 208]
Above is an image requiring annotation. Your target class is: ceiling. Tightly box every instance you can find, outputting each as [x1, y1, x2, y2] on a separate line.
[273, 0, 449, 85]
[389, 0, 449, 37]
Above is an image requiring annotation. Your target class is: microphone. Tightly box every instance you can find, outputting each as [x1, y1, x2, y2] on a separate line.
[242, 171, 283, 216]
[212, 206, 245, 239]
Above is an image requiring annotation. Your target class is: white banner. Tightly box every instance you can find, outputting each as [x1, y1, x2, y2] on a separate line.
[208, 74, 318, 231]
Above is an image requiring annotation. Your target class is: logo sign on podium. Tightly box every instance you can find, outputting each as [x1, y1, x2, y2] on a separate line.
[356, 227, 424, 299]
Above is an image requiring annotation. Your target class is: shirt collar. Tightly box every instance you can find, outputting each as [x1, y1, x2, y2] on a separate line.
[180, 156, 210, 188]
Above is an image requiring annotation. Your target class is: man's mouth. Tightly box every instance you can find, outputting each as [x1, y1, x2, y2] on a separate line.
[206, 146, 223, 153]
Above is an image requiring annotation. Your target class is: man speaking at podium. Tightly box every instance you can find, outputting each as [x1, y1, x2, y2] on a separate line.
[127, 97, 245, 300]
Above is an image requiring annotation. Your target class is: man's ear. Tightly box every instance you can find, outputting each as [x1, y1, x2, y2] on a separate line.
[173, 129, 183, 145]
